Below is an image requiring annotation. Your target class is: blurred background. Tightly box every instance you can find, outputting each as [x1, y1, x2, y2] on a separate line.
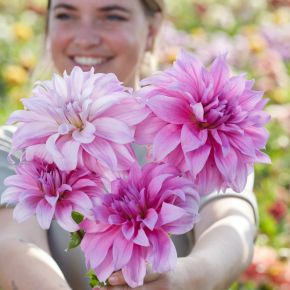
[0, 0, 289, 289]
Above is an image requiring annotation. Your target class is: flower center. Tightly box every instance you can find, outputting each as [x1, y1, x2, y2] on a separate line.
[64, 101, 83, 129]
[37, 164, 67, 197]
[192, 98, 232, 130]
[111, 184, 147, 221]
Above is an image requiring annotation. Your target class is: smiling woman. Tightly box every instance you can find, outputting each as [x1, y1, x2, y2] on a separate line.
[47, 0, 163, 87]
[0, 0, 259, 290]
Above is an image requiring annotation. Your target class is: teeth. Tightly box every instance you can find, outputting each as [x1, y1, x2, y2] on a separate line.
[74, 56, 105, 66]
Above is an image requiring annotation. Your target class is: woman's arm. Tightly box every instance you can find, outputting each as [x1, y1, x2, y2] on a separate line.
[0, 208, 72, 290]
[188, 196, 256, 290]
[106, 196, 256, 290]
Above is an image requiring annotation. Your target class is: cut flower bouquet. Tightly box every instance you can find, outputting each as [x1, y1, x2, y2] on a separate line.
[1, 50, 270, 288]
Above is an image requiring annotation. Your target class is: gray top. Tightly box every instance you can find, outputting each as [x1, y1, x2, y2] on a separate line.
[0, 126, 258, 290]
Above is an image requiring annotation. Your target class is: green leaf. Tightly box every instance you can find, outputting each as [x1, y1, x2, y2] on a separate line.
[68, 230, 84, 250]
[71, 211, 84, 224]
[86, 269, 108, 288]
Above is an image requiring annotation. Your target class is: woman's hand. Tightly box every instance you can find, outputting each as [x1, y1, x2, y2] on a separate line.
[103, 257, 211, 290]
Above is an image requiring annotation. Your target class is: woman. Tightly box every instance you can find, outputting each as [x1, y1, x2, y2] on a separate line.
[0, 0, 258, 289]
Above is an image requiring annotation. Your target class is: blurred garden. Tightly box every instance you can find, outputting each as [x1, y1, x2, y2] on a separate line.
[0, 0, 289, 289]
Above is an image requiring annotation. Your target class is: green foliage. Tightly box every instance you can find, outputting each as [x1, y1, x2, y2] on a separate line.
[86, 270, 108, 288]
[72, 211, 84, 225]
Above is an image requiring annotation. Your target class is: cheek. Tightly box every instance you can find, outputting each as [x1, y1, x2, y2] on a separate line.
[110, 29, 148, 64]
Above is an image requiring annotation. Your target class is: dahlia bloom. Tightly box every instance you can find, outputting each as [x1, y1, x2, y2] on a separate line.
[135, 50, 271, 195]
[80, 162, 199, 288]
[1, 158, 103, 231]
[8, 67, 149, 171]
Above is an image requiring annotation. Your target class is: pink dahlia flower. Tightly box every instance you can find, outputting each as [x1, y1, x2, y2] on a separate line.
[80, 162, 199, 288]
[8, 67, 149, 171]
[1, 159, 103, 231]
[135, 50, 271, 195]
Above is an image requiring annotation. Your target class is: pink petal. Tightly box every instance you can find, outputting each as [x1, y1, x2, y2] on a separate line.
[12, 122, 56, 149]
[147, 229, 177, 273]
[152, 124, 181, 161]
[214, 147, 237, 182]
[4, 175, 38, 190]
[134, 115, 167, 145]
[146, 95, 191, 124]
[88, 228, 120, 268]
[55, 201, 78, 232]
[122, 246, 147, 288]
[133, 228, 150, 247]
[223, 75, 246, 100]
[113, 235, 133, 269]
[93, 117, 134, 144]
[122, 222, 135, 240]
[210, 54, 230, 94]
[82, 138, 117, 170]
[64, 191, 93, 214]
[185, 144, 211, 177]
[181, 123, 208, 152]
[111, 143, 136, 170]
[143, 208, 158, 230]
[255, 150, 271, 164]
[53, 73, 68, 99]
[13, 195, 41, 222]
[103, 97, 150, 126]
[162, 213, 197, 235]
[46, 134, 80, 171]
[25, 144, 53, 163]
[80, 219, 110, 234]
[72, 122, 96, 144]
[1, 187, 21, 205]
[158, 202, 186, 227]
[147, 174, 172, 201]
[191, 102, 204, 122]
[35, 199, 55, 229]
[94, 249, 115, 282]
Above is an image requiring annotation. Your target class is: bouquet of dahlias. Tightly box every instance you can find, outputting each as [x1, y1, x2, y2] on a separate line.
[1, 50, 270, 288]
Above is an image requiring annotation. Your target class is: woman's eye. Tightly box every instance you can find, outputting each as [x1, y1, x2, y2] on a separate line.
[55, 13, 73, 20]
[106, 14, 127, 21]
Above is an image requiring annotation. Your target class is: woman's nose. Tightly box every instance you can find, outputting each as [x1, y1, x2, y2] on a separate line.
[73, 26, 102, 48]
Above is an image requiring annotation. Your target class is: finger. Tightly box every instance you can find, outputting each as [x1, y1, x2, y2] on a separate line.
[108, 270, 126, 286]
[108, 265, 161, 286]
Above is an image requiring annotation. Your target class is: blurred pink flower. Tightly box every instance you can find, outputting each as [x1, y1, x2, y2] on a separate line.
[8, 67, 149, 171]
[80, 162, 199, 288]
[136, 49, 271, 195]
[1, 159, 103, 231]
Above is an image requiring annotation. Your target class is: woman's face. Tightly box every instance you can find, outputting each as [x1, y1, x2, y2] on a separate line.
[48, 0, 160, 86]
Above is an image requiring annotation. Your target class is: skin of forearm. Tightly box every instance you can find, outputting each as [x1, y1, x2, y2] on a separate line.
[0, 238, 72, 290]
[0, 208, 72, 290]
[188, 199, 256, 290]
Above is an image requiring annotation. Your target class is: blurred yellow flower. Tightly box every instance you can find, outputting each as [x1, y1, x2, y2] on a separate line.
[13, 22, 33, 42]
[20, 53, 37, 70]
[270, 87, 289, 103]
[241, 25, 259, 36]
[247, 34, 267, 53]
[272, 9, 290, 25]
[165, 47, 179, 64]
[191, 27, 206, 38]
[3, 65, 28, 86]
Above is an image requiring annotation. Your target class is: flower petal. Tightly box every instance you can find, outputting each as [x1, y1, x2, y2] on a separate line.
[93, 117, 134, 144]
[152, 124, 181, 161]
